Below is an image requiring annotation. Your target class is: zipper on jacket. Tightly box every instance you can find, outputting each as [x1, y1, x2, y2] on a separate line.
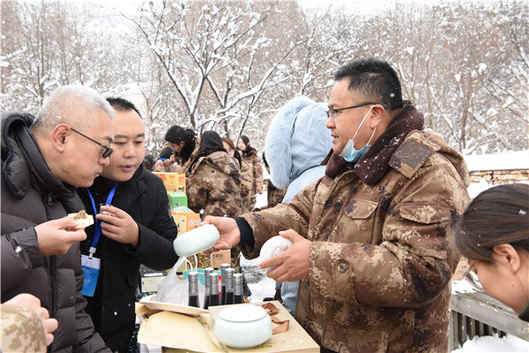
[49, 256, 57, 316]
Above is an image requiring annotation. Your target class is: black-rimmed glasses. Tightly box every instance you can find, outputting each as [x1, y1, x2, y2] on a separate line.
[71, 127, 113, 158]
[326, 102, 380, 118]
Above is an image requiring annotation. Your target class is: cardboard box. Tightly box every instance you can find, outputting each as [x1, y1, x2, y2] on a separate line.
[153, 172, 186, 193]
[136, 301, 319, 353]
[171, 207, 201, 235]
[210, 249, 231, 269]
[172, 207, 201, 272]
[168, 191, 188, 209]
[140, 273, 166, 294]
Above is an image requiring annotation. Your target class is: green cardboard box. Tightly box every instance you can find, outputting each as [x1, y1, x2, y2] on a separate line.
[168, 191, 188, 209]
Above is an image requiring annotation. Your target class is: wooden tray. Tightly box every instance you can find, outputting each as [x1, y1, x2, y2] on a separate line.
[139, 294, 208, 317]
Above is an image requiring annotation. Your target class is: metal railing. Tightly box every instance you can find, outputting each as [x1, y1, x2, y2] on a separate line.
[449, 290, 529, 350]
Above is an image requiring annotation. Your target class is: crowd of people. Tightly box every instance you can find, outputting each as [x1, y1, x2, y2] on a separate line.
[1, 58, 528, 353]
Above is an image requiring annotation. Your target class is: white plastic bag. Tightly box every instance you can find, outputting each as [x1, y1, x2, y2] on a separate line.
[156, 256, 206, 307]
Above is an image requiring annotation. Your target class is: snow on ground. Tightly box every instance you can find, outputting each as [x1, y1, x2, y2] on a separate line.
[464, 150, 529, 172]
[451, 334, 529, 352]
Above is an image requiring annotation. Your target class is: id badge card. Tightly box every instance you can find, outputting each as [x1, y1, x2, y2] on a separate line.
[81, 255, 101, 297]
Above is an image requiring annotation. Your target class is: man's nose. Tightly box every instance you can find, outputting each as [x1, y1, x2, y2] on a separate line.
[123, 144, 136, 157]
[100, 155, 111, 166]
[325, 117, 334, 129]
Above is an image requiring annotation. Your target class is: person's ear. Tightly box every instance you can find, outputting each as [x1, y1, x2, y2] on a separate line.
[369, 104, 385, 128]
[49, 124, 70, 153]
[492, 243, 521, 273]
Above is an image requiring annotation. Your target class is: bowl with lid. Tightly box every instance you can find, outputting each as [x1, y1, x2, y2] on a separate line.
[213, 304, 272, 348]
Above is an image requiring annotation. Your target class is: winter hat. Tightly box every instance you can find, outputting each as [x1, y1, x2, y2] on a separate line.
[264, 96, 332, 189]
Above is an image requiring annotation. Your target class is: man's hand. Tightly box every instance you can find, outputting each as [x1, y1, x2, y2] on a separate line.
[35, 217, 87, 255]
[259, 229, 311, 282]
[204, 216, 240, 251]
[97, 205, 139, 246]
[2, 293, 58, 346]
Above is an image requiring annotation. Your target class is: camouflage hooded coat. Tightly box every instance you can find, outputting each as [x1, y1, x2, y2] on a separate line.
[186, 151, 243, 217]
[240, 103, 470, 353]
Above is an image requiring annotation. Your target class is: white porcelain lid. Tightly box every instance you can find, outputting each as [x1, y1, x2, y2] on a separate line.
[218, 304, 267, 323]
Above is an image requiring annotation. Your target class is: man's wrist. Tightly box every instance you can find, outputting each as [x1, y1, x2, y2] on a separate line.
[235, 217, 254, 250]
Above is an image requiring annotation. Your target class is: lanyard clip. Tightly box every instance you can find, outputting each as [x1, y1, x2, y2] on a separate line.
[89, 247, 96, 258]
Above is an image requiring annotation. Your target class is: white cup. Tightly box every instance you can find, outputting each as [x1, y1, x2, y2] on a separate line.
[173, 224, 220, 257]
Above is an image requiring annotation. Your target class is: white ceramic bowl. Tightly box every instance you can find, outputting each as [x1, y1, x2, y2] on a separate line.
[213, 304, 272, 348]
[172, 224, 219, 257]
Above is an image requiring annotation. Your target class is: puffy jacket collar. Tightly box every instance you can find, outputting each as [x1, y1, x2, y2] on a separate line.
[325, 102, 424, 185]
[2, 112, 35, 199]
[1, 112, 81, 209]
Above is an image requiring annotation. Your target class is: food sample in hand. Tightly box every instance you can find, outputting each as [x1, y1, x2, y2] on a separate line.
[67, 210, 94, 230]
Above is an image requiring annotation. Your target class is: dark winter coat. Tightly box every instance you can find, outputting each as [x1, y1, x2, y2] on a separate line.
[78, 168, 178, 353]
[1, 113, 110, 353]
[240, 103, 470, 353]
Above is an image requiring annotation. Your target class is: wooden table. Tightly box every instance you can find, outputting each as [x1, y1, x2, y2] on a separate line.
[137, 301, 320, 353]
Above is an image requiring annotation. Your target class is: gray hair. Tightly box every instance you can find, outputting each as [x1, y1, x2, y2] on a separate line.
[32, 85, 115, 132]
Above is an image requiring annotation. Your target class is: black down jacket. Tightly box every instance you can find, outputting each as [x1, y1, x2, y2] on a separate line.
[78, 168, 178, 353]
[1, 112, 110, 353]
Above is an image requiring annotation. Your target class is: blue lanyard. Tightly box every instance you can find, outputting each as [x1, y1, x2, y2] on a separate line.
[86, 184, 117, 257]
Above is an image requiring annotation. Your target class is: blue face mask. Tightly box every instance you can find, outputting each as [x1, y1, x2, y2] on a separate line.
[339, 106, 376, 163]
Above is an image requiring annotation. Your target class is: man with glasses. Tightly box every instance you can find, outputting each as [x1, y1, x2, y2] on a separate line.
[206, 59, 470, 353]
[1, 85, 114, 352]
[77, 97, 178, 353]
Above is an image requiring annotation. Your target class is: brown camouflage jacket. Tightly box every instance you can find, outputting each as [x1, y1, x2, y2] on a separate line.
[1, 304, 47, 353]
[240, 148, 264, 210]
[241, 127, 470, 353]
[186, 151, 243, 217]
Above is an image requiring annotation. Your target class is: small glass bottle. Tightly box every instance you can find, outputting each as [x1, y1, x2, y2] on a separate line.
[203, 267, 213, 309]
[209, 272, 220, 306]
[225, 268, 235, 305]
[219, 263, 230, 305]
[233, 273, 244, 304]
[188, 271, 199, 308]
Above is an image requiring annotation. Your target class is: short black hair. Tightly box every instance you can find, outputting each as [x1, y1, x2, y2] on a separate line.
[143, 154, 155, 171]
[334, 59, 403, 110]
[106, 97, 142, 118]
